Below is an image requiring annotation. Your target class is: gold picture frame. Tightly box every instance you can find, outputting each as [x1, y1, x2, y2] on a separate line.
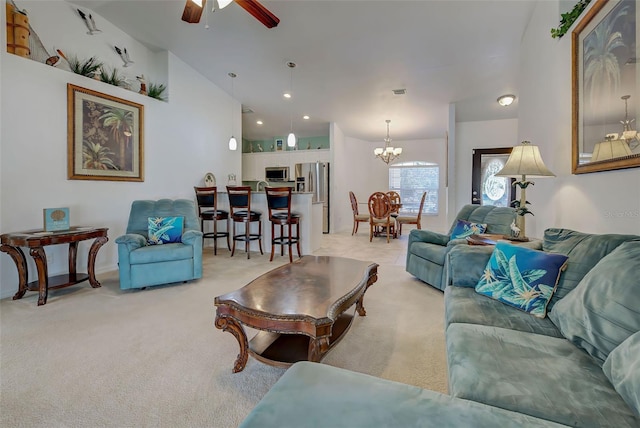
[67, 84, 144, 181]
[572, 0, 640, 174]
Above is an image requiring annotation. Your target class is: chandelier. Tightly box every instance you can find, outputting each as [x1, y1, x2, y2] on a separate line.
[374, 120, 402, 164]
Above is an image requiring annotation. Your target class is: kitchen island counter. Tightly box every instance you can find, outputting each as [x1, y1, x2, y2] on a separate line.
[214, 191, 320, 255]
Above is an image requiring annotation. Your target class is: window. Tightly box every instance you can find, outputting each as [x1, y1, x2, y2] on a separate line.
[389, 162, 439, 214]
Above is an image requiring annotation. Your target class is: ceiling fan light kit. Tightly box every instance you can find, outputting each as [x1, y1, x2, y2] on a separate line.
[181, 0, 279, 28]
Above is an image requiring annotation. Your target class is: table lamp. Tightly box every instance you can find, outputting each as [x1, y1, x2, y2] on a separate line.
[494, 141, 555, 241]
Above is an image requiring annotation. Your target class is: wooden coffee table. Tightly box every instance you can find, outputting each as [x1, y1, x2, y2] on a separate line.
[214, 256, 379, 373]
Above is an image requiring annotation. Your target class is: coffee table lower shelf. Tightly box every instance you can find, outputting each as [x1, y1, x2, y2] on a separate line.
[248, 312, 354, 368]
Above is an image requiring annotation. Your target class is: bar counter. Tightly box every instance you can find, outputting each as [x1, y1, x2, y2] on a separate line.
[215, 191, 322, 256]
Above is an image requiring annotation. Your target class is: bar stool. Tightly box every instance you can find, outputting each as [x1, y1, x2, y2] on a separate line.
[194, 186, 230, 255]
[227, 186, 263, 259]
[265, 186, 301, 263]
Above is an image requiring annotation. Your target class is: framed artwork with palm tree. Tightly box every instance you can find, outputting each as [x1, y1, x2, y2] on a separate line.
[67, 84, 144, 181]
[572, 0, 640, 174]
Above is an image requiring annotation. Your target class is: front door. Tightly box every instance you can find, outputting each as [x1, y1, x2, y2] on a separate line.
[471, 148, 515, 207]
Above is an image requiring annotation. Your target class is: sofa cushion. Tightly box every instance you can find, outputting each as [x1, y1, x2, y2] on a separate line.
[474, 242, 568, 318]
[444, 286, 563, 338]
[548, 240, 640, 365]
[130, 242, 193, 264]
[603, 331, 640, 417]
[147, 216, 184, 244]
[446, 323, 640, 427]
[450, 219, 486, 239]
[239, 362, 567, 428]
[542, 228, 639, 309]
[449, 205, 516, 236]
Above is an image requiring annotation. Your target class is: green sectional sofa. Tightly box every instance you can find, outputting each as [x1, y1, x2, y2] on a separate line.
[406, 204, 516, 290]
[239, 228, 640, 427]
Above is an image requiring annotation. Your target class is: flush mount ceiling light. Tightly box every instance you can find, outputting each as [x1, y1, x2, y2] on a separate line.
[256, 120, 263, 125]
[497, 94, 516, 106]
[303, 115, 310, 120]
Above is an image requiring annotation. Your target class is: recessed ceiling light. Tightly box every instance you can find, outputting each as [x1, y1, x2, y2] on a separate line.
[497, 94, 516, 106]
[256, 120, 263, 125]
[303, 115, 310, 120]
[283, 92, 291, 99]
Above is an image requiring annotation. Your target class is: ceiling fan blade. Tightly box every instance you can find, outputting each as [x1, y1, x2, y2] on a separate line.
[181, 0, 206, 24]
[235, 0, 280, 28]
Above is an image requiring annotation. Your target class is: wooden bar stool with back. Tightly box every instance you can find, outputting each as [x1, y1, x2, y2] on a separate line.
[227, 186, 263, 259]
[265, 186, 301, 263]
[194, 186, 230, 255]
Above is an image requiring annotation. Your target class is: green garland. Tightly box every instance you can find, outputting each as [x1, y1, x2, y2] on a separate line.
[551, 0, 591, 38]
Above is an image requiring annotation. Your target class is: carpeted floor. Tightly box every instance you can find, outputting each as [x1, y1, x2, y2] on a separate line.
[0, 231, 447, 428]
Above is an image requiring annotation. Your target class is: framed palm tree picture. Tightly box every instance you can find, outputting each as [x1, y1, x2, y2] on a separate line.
[572, 0, 640, 174]
[67, 84, 144, 181]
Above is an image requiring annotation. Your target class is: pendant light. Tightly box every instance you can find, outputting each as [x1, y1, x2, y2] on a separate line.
[286, 61, 296, 147]
[228, 72, 237, 151]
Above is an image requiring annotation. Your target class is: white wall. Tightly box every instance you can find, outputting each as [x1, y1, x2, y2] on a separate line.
[454, 118, 519, 211]
[0, 3, 241, 299]
[517, 1, 640, 237]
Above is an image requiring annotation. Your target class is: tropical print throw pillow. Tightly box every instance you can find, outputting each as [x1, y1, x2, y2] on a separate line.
[475, 242, 569, 318]
[148, 216, 184, 245]
[450, 219, 487, 239]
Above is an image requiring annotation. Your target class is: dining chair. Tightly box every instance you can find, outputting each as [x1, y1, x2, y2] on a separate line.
[368, 192, 393, 243]
[349, 191, 369, 235]
[395, 191, 427, 236]
[386, 191, 401, 216]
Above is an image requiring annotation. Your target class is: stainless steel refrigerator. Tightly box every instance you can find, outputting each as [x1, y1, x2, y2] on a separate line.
[295, 162, 330, 233]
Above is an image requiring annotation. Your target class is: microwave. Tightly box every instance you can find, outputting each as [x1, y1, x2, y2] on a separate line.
[265, 166, 289, 182]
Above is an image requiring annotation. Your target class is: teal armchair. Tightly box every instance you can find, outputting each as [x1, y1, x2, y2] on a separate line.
[115, 199, 203, 290]
[406, 204, 515, 290]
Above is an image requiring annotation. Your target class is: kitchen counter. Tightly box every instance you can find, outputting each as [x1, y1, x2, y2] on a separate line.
[214, 192, 321, 255]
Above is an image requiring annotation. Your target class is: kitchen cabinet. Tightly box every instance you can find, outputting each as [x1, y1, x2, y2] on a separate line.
[242, 150, 330, 181]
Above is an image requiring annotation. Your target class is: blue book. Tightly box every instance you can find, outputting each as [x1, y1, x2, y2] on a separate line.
[43, 207, 70, 231]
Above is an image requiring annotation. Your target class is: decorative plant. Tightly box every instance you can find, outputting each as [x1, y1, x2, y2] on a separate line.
[551, 0, 591, 38]
[147, 82, 167, 101]
[99, 66, 126, 87]
[67, 54, 103, 77]
[82, 141, 118, 170]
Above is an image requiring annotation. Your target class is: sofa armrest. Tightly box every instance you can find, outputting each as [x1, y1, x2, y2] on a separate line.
[446, 245, 495, 288]
[409, 229, 450, 246]
[181, 229, 203, 245]
[115, 233, 147, 251]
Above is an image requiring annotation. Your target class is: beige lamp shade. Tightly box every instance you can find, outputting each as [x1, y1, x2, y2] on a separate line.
[591, 139, 632, 162]
[494, 141, 555, 178]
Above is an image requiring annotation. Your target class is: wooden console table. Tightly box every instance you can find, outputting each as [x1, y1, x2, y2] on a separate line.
[1, 227, 108, 306]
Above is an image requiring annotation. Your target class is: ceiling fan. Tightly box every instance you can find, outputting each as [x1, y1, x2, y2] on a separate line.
[181, 0, 279, 29]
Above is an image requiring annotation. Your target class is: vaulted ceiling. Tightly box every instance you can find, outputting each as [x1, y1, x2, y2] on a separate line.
[73, 0, 536, 142]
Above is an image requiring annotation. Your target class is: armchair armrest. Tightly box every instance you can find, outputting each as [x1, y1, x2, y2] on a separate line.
[447, 238, 467, 247]
[181, 229, 203, 245]
[115, 233, 147, 252]
[408, 229, 450, 247]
